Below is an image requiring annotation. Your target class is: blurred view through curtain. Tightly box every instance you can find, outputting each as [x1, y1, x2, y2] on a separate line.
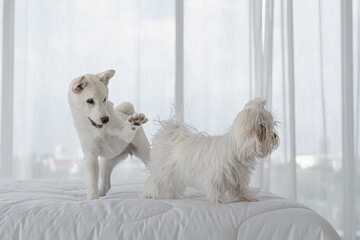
[0, 0, 359, 239]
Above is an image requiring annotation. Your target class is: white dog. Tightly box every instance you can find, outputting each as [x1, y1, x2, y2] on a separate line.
[142, 98, 279, 203]
[68, 70, 150, 200]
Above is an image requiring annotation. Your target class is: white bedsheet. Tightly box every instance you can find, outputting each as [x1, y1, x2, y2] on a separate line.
[0, 179, 340, 240]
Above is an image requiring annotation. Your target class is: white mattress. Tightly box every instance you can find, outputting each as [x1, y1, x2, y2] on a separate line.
[0, 179, 340, 240]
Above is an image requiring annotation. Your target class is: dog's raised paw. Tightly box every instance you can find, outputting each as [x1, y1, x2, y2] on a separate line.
[128, 113, 148, 129]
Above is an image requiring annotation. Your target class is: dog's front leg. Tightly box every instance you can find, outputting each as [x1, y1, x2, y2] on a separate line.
[84, 154, 99, 200]
[120, 113, 148, 143]
[99, 152, 129, 197]
[237, 187, 259, 202]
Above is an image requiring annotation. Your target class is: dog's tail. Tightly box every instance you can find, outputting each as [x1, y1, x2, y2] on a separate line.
[152, 118, 193, 146]
[115, 102, 134, 115]
[149, 117, 195, 166]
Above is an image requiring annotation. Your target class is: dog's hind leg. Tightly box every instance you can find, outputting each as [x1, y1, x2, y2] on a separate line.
[99, 152, 129, 197]
[142, 175, 178, 199]
[131, 127, 150, 165]
[141, 175, 159, 199]
[142, 166, 182, 199]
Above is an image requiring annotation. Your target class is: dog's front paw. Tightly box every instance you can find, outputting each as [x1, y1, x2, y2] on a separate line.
[127, 113, 148, 130]
[237, 189, 259, 202]
[240, 195, 259, 202]
[99, 185, 110, 197]
[86, 194, 99, 200]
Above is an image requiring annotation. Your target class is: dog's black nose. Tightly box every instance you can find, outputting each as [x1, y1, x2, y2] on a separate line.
[101, 116, 109, 124]
[273, 133, 277, 139]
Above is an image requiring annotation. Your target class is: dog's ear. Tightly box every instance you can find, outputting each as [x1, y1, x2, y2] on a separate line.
[71, 76, 88, 94]
[256, 123, 267, 142]
[97, 70, 115, 86]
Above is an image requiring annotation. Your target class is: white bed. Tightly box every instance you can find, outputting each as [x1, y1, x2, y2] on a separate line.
[0, 179, 340, 240]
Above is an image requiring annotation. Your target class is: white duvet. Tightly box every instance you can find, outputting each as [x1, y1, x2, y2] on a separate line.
[0, 179, 340, 240]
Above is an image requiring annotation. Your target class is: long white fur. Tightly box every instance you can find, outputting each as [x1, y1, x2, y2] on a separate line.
[68, 70, 150, 200]
[142, 98, 279, 203]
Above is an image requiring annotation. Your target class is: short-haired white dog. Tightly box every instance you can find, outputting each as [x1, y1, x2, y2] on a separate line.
[142, 98, 279, 203]
[68, 70, 150, 200]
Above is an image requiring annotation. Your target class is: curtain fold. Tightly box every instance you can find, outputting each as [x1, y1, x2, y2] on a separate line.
[341, 0, 355, 239]
[282, 0, 297, 202]
[0, 0, 14, 178]
[249, 0, 274, 189]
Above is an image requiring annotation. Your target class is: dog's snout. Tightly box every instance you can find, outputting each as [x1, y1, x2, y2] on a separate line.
[101, 116, 109, 124]
[273, 133, 277, 139]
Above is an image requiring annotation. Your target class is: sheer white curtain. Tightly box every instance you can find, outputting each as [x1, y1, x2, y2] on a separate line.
[0, 0, 359, 239]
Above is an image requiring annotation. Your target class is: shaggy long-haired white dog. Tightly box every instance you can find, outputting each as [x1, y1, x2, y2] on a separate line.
[142, 98, 279, 203]
[68, 70, 150, 200]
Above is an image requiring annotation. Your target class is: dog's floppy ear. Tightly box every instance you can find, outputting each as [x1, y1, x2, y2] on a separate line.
[71, 76, 88, 94]
[97, 70, 115, 86]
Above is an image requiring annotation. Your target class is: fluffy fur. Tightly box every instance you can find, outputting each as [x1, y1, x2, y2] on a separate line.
[142, 98, 279, 203]
[68, 70, 150, 200]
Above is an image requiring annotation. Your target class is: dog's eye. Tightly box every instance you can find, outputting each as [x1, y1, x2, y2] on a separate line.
[260, 124, 266, 131]
[87, 98, 94, 104]
[103, 97, 106, 102]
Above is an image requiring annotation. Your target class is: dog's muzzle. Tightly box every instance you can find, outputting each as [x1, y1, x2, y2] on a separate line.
[88, 117, 103, 129]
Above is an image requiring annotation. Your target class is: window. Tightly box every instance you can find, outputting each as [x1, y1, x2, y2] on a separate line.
[1, 0, 359, 238]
